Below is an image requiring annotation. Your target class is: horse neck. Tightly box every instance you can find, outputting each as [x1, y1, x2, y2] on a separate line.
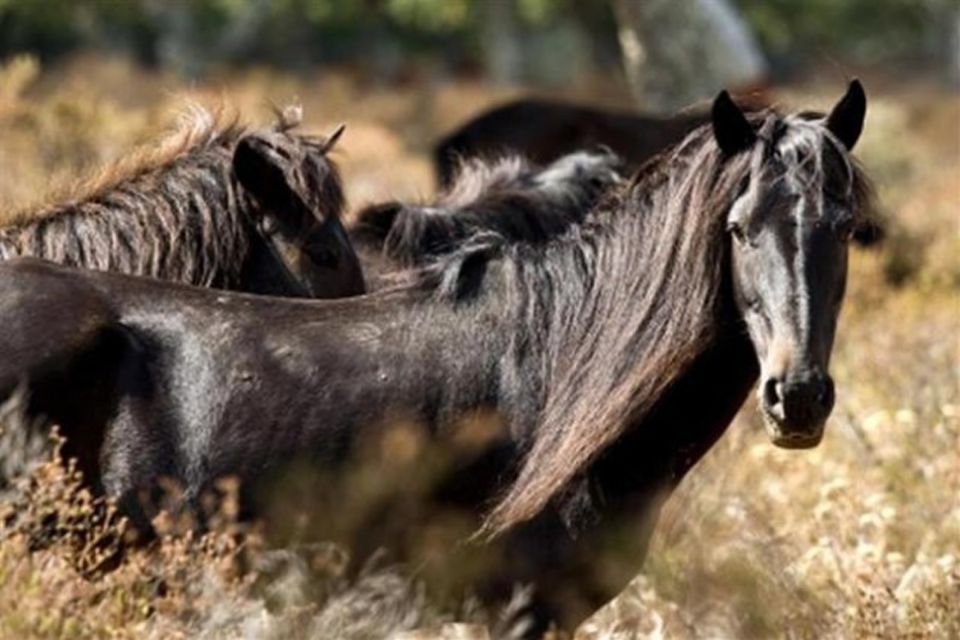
[331, 285, 514, 433]
[589, 274, 759, 520]
[0, 145, 249, 288]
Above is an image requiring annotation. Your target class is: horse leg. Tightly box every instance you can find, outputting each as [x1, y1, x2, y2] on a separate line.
[0, 259, 125, 490]
[476, 510, 657, 637]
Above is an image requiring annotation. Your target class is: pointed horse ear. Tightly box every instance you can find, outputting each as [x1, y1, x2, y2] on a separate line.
[825, 79, 866, 151]
[321, 123, 346, 153]
[712, 90, 756, 156]
[233, 133, 300, 217]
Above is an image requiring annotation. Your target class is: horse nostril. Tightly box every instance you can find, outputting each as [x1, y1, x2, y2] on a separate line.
[777, 372, 835, 428]
[763, 377, 783, 408]
[817, 375, 836, 409]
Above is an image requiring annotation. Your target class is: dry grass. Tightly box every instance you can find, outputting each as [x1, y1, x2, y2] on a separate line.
[0, 53, 957, 638]
[0, 438, 460, 639]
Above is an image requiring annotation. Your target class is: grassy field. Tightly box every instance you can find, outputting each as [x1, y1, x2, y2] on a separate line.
[0, 54, 957, 638]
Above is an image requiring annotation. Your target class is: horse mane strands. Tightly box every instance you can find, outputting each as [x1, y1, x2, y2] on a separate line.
[482, 110, 876, 537]
[5, 101, 244, 225]
[442, 155, 534, 208]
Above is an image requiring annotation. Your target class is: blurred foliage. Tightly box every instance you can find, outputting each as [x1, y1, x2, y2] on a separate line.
[5, 0, 951, 82]
[0, 0, 619, 79]
[737, 0, 956, 69]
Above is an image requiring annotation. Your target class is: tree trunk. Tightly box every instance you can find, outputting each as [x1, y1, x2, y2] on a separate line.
[613, 0, 768, 112]
[479, 0, 523, 84]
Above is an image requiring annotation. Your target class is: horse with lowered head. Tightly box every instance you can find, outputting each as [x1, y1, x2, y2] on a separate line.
[0, 105, 365, 298]
[349, 147, 623, 288]
[0, 82, 873, 633]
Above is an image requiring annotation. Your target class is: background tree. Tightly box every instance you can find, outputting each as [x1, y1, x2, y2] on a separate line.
[0, 0, 954, 91]
[613, 0, 768, 111]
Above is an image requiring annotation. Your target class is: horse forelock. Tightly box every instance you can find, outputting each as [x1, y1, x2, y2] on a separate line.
[481, 107, 874, 536]
[752, 113, 876, 230]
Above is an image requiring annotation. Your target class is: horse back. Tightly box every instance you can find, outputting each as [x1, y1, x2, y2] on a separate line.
[433, 98, 711, 187]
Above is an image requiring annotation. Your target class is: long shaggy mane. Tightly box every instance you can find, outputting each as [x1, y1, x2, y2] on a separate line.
[448, 108, 876, 535]
[0, 102, 333, 290]
[4, 103, 244, 225]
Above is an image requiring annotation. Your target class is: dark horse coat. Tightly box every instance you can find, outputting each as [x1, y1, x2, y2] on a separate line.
[0, 106, 365, 298]
[433, 98, 711, 188]
[349, 148, 623, 289]
[0, 83, 873, 632]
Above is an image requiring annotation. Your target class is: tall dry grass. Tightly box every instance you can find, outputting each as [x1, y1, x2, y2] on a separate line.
[0, 54, 957, 638]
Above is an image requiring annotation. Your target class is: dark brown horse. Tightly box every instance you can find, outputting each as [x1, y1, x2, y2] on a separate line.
[349, 148, 623, 289]
[0, 106, 365, 298]
[0, 83, 872, 633]
[433, 98, 711, 188]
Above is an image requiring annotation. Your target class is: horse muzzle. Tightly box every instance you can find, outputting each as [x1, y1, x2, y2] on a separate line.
[759, 369, 835, 449]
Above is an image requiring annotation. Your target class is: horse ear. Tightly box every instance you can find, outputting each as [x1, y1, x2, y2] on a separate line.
[825, 79, 866, 151]
[712, 90, 756, 156]
[321, 123, 346, 153]
[233, 134, 298, 216]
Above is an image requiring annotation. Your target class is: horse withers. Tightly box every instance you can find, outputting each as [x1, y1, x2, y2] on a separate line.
[0, 82, 873, 633]
[0, 106, 364, 298]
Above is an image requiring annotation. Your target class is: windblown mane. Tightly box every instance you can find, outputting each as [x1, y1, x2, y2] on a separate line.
[350, 150, 622, 274]
[5, 103, 244, 224]
[0, 103, 317, 288]
[425, 108, 876, 535]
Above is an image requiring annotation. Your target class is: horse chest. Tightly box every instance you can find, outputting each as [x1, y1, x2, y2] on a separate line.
[594, 330, 759, 515]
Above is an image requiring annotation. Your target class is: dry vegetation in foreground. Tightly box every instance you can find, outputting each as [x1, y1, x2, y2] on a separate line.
[0, 54, 957, 638]
[0, 434, 516, 639]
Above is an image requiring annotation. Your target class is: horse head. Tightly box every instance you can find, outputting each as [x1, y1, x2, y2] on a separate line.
[713, 80, 868, 447]
[233, 117, 365, 298]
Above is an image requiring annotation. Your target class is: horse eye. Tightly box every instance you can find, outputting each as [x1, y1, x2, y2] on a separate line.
[727, 220, 745, 241]
[834, 217, 855, 242]
[260, 217, 281, 234]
